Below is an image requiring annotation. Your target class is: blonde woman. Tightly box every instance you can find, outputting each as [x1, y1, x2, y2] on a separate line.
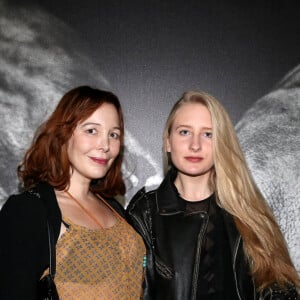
[126, 91, 299, 300]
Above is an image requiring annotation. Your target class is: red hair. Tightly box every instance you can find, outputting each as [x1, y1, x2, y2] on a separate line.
[18, 86, 126, 197]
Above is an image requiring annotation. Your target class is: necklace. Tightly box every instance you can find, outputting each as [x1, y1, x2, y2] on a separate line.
[65, 190, 103, 229]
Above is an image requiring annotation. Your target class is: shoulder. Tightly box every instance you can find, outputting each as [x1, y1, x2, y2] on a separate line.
[32, 183, 62, 239]
[0, 189, 48, 246]
[0, 183, 61, 240]
[125, 187, 157, 245]
[1, 189, 46, 220]
[126, 187, 157, 215]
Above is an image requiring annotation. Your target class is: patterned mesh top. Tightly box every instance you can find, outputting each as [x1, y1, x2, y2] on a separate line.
[54, 214, 146, 299]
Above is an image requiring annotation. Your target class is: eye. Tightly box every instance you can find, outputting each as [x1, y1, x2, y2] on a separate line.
[203, 132, 213, 138]
[85, 128, 97, 135]
[110, 132, 120, 139]
[179, 129, 190, 136]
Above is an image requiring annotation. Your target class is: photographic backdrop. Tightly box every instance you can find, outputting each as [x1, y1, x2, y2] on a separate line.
[0, 0, 299, 271]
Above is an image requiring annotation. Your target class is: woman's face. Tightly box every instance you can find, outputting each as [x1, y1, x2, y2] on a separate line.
[67, 103, 121, 183]
[166, 102, 214, 179]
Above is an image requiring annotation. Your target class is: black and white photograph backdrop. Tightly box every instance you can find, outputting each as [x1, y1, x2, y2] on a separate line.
[0, 0, 299, 271]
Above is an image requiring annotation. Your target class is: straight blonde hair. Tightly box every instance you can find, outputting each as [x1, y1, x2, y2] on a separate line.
[163, 91, 299, 290]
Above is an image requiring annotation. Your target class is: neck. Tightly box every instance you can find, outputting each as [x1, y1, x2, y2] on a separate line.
[67, 176, 92, 201]
[174, 172, 212, 201]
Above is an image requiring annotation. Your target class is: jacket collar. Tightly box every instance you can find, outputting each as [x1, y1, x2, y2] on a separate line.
[156, 167, 187, 215]
[156, 168, 240, 241]
[156, 167, 216, 215]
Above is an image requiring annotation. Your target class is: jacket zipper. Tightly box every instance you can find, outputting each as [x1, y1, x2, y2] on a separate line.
[233, 235, 242, 300]
[191, 213, 209, 300]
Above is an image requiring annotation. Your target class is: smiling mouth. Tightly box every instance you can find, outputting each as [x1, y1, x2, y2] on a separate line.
[90, 157, 109, 165]
[185, 157, 203, 162]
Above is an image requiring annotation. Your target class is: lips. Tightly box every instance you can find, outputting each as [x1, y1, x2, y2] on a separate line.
[185, 156, 203, 162]
[90, 157, 109, 165]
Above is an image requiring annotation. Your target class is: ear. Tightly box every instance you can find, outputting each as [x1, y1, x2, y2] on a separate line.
[165, 137, 171, 153]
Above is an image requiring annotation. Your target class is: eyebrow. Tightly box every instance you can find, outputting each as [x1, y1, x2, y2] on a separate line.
[81, 122, 100, 126]
[175, 125, 212, 130]
[80, 122, 121, 130]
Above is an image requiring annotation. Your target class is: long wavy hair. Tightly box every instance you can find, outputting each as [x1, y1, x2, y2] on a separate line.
[163, 91, 299, 290]
[18, 86, 126, 198]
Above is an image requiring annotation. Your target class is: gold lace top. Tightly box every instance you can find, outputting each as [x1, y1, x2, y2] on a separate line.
[54, 215, 145, 299]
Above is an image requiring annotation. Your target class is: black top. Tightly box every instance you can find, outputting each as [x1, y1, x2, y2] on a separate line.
[180, 194, 239, 300]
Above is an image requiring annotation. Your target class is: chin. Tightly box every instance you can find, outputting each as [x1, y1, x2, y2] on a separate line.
[180, 169, 212, 178]
[91, 171, 109, 180]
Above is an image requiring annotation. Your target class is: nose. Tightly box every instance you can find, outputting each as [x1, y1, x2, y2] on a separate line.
[96, 136, 109, 152]
[189, 135, 201, 152]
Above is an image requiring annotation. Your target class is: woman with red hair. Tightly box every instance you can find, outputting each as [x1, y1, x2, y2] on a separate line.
[0, 86, 145, 299]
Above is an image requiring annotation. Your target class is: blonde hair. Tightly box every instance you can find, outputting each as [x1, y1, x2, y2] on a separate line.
[163, 91, 300, 290]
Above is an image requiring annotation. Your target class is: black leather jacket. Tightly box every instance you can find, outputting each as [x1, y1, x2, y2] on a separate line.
[126, 169, 299, 300]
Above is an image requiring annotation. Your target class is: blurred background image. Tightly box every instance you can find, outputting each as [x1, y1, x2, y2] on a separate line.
[0, 0, 299, 271]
